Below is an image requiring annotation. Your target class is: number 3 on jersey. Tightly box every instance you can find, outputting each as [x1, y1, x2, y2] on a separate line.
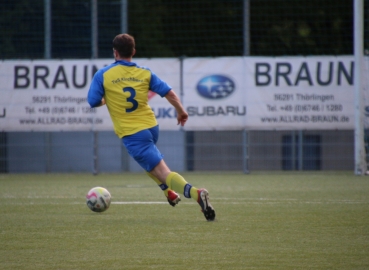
[123, 87, 138, 113]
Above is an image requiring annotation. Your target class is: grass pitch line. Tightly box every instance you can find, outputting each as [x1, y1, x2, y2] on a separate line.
[112, 201, 169, 205]
[112, 201, 198, 205]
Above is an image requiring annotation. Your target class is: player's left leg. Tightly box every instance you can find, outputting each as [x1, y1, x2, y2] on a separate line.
[146, 171, 181, 207]
[122, 126, 180, 206]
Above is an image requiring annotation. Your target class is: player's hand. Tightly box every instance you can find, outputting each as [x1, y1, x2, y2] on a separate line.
[177, 111, 188, 126]
[99, 98, 106, 106]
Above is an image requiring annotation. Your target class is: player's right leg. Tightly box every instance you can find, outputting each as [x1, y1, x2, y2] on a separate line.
[151, 162, 216, 221]
[122, 126, 180, 206]
[164, 171, 216, 221]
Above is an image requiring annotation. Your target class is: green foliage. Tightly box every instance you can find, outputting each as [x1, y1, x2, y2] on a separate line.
[0, 172, 368, 269]
[129, 0, 243, 57]
[0, 0, 44, 59]
[251, 0, 353, 55]
[0, 0, 358, 59]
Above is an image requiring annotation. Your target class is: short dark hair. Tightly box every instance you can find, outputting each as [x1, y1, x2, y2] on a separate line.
[113, 34, 135, 58]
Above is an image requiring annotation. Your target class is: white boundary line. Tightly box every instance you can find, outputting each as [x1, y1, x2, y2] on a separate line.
[112, 201, 169, 205]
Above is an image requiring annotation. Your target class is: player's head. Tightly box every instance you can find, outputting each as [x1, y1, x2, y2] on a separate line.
[113, 33, 136, 59]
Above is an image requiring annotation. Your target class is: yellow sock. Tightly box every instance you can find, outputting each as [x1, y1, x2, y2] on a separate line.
[146, 172, 170, 197]
[166, 172, 199, 201]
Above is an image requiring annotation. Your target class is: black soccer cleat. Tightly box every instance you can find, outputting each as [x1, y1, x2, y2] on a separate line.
[197, 189, 216, 221]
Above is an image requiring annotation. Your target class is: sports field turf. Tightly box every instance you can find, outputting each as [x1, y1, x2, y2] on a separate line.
[0, 172, 368, 269]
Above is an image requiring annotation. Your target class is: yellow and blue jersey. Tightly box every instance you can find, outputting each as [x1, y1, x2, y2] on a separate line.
[88, 60, 171, 138]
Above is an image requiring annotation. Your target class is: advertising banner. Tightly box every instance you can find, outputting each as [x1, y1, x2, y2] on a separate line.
[0, 59, 180, 132]
[183, 56, 356, 130]
[183, 57, 247, 130]
[0, 56, 367, 132]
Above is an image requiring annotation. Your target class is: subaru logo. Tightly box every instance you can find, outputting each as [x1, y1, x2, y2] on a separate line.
[196, 75, 235, 99]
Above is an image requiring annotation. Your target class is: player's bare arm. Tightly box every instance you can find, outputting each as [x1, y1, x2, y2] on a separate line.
[164, 90, 188, 126]
[96, 97, 106, 107]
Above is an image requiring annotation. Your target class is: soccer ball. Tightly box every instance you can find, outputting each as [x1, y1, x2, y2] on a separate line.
[86, 187, 111, 212]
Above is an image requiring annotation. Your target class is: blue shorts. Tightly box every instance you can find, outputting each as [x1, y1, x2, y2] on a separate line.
[122, 125, 163, 172]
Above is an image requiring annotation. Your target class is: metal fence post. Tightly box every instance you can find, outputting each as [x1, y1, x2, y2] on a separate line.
[91, 0, 98, 175]
[243, 129, 249, 173]
[44, 0, 51, 59]
[292, 130, 296, 170]
[45, 132, 51, 172]
[354, 0, 366, 175]
[243, 0, 250, 56]
[93, 131, 98, 175]
[121, 0, 128, 33]
[298, 130, 303, 171]
[91, 0, 98, 59]
[0, 132, 7, 173]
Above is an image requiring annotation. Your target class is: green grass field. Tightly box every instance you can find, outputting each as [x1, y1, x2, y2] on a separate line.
[0, 172, 368, 269]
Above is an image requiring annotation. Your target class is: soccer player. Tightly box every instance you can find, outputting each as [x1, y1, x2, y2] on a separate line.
[87, 33, 215, 221]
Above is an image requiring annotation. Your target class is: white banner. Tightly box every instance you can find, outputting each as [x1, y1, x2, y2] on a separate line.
[0, 59, 180, 132]
[0, 56, 367, 132]
[183, 56, 356, 130]
[183, 57, 247, 130]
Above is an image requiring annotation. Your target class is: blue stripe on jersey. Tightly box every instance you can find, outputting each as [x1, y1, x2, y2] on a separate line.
[87, 68, 105, 107]
[149, 70, 171, 97]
